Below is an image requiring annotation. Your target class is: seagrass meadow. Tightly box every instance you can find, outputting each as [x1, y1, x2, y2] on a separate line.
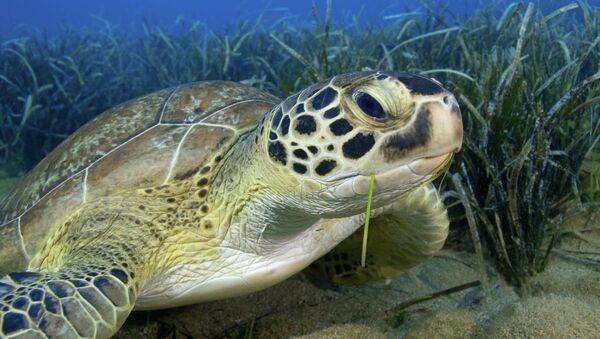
[0, 0, 599, 336]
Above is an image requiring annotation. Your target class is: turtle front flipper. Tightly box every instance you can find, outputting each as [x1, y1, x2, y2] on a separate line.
[0, 267, 135, 338]
[309, 184, 449, 284]
[0, 198, 160, 338]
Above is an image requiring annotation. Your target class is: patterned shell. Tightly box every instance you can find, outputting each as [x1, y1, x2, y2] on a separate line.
[0, 81, 279, 274]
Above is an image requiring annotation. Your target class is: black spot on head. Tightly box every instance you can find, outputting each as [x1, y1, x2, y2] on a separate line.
[269, 131, 278, 140]
[296, 104, 305, 114]
[323, 107, 340, 119]
[295, 116, 317, 135]
[268, 141, 287, 165]
[200, 166, 211, 174]
[315, 159, 337, 176]
[308, 146, 319, 154]
[198, 189, 208, 198]
[204, 221, 213, 229]
[281, 115, 290, 136]
[383, 107, 431, 159]
[327, 144, 334, 151]
[144, 188, 153, 194]
[197, 178, 208, 186]
[293, 163, 308, 174]
[291, 141, 298, 146]
[201, 205, 209, 213]
[329, 119, 353, 136]
[271, 108, 283, 129]
[342, 133, 375, 159]
[166, 197, 176, 203]
[214, 155, 222, 162]
[396, 73, 444, 95]
[312, 87, 338, 110]
[293, 149, 309, 160]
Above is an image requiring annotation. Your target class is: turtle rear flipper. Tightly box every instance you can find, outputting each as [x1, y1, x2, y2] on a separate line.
[309, 184, 449, 284]
[0, 200, 157, 338]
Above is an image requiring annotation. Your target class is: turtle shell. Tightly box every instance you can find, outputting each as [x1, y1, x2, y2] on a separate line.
[0, 81, 279, 275]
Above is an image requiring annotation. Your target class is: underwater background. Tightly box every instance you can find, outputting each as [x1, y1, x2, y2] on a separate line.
[0, 0, 599, 338]
[3, 1, 596, 39]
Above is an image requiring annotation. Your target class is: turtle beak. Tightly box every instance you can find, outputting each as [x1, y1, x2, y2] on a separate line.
[407, 93, 462, 177]
[420, 92, 463, 156]
[443, 93, 463, 153]
[408, 153, 453, 177]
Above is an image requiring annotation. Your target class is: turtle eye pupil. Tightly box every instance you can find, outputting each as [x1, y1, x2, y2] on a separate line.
[354, 91, 386, 120]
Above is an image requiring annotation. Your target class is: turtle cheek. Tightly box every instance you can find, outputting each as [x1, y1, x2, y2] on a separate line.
[380, 106, 432, 163]
[375, 98, 462, 176]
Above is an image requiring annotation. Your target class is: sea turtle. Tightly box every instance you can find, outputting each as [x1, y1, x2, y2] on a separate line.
[0, 71, 462, 338]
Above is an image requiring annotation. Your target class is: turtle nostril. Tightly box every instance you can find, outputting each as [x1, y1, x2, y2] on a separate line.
[442, 94, 460, 115]
[443, 94, 454, 106]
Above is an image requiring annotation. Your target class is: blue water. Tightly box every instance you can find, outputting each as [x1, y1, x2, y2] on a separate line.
[1, 0, 598, 39]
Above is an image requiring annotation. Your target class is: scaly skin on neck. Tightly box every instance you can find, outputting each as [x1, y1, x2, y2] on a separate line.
[199, 122, 320, 254]
[135, 121, 341, 309]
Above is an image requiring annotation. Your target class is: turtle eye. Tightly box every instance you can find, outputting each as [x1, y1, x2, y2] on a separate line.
[354, 91, 386, 120]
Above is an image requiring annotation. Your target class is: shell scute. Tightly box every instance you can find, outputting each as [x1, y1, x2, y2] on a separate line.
[161, 81, 278, 124]
[0, 220, 27, 275]
[0, 88, 171, 224]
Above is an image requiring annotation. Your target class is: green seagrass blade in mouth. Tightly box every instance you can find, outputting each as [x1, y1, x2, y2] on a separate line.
[359, 154, 454, 268]
[361, 174, 376, 268]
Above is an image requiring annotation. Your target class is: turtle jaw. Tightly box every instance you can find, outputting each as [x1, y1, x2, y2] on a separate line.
[408, 152, 455, 177]
[325, 150, 455, 205]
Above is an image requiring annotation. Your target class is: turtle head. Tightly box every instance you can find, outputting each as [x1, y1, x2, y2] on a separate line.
[260, 71, 462, 217]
